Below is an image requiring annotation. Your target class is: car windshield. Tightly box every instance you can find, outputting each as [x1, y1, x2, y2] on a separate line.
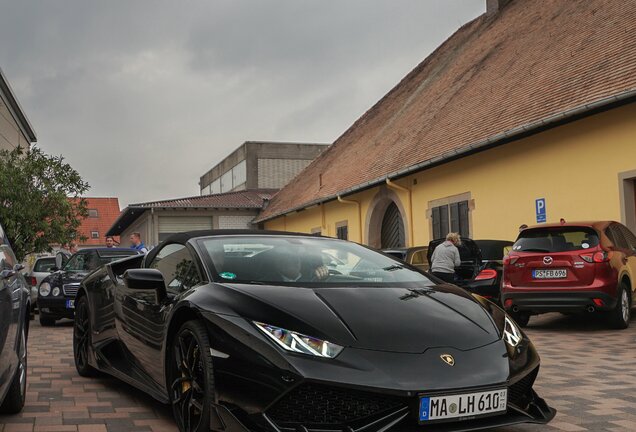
[34, 257, 56, 272]
[64, 252, 136, 272]
[198, 236, 435, 286]
[513, 227, 599, 253]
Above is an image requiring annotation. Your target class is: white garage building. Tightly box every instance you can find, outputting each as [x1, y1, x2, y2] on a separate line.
[106, 189, 275, 249]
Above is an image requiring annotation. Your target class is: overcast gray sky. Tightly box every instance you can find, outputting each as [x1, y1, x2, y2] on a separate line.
[0, 1, 484, 207]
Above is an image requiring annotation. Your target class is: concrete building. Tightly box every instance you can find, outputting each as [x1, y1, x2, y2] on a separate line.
[256, 0, 636, 248]
[199, 141, 328, 195]
[108, 142, 327, 248]
[106, 190, 276, 249]
[0, 67, 36, 151]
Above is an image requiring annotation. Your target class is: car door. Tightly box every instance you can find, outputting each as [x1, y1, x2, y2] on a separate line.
[409, 248, 429, 272]
[115, 243, 203, 387]
[0, 227, 20, 400]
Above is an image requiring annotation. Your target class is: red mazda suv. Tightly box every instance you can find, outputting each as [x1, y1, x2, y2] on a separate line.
[502, 221, 635, 329]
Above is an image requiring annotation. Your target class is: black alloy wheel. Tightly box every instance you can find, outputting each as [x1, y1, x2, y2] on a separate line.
[0, 325, 27, 414]
[608, 282, 631, 330]
[73, 296, 96, 376]
[169, 321, 215, 432]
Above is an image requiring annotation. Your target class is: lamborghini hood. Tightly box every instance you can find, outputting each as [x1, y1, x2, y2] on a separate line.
[221, 283, 501, 353]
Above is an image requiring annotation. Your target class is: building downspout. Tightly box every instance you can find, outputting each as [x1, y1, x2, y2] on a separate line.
[150, 208, 156, 247]
[320, 204, 327, 235]
[385, 178, 414, 247]
[337, 196, 362, 243]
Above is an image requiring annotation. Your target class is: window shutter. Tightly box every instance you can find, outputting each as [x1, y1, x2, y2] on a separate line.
[432, 207, 441, 240]
[450, 203, 459, 233]
[439, 204, 449, 239]
[459, 201, 470, 237]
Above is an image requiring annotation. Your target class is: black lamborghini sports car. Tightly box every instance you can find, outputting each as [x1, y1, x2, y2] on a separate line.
[73, 230, 555, 432]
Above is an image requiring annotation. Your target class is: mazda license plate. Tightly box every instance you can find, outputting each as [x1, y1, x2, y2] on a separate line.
[532, 269, 567, 279]
[419, 389, 507, 422]
[66, 299, 75, 309]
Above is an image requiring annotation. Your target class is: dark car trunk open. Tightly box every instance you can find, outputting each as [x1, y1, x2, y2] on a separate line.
[427, 238, 482, 283]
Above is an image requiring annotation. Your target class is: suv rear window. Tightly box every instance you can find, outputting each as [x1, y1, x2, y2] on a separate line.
[34, 257, 56, 272]
[513, 227, 599, 253]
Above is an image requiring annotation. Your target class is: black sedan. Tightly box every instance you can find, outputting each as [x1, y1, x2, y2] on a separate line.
[37, 247, 139, 326]
[0, 219, 30, 414]
[74, 230, 554, 432]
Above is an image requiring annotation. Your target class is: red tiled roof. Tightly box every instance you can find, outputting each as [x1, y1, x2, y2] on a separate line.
[76, 197, 121, 246]
[131, 189, 277, 209]
[257, 0, 636, 221]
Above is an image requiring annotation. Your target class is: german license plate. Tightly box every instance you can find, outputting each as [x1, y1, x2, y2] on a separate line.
[66, 299, 75, 309]
[419, 389, 507, 422]
[532, 269, 567, 279]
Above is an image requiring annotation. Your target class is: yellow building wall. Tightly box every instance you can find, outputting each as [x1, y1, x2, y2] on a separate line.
[265, 103, 636, 246]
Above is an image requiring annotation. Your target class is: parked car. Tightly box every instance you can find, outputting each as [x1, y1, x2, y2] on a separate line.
[0, 219, 30, 414]
[382, 246, 429, 271]
[74, 230, 554, 432]
[426, 238, 514, 303]
[25, 255, 56, 310]
[502, 221, 636, 328]
[37, 247, 139, 326]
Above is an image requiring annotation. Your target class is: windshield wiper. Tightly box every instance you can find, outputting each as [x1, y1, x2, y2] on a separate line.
[382, 265, 404, 272]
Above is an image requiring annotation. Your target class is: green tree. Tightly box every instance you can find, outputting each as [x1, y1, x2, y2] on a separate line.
[0, 146, 89, 261]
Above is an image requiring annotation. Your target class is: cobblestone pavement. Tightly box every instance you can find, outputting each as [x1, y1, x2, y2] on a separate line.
[1, 313, 635, 432]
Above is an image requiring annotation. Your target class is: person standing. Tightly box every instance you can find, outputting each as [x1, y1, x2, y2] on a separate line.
[430, 232, 461, 283]
[129, 232, 148, 253]
[105, 236, 117, 248]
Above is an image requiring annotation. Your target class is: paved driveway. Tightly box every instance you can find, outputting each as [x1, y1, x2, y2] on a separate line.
[1, 313, 635, 432]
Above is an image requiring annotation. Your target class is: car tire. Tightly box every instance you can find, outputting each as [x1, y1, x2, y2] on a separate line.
[510, 312, 530, 327]
[73, 296, 97, 377]
[608, 282, 631, 330]
[0, 325, 27, 414]
[169, 321, 215, 432]
[39, 314, 55, 327]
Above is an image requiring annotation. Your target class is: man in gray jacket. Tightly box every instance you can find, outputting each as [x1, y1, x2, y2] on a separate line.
[430, 232, 461, 283]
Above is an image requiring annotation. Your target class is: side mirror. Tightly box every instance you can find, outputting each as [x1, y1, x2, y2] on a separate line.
[0, 269, 15, 279]
[55, 251, 69, 270]
[123, 268, 167, 303]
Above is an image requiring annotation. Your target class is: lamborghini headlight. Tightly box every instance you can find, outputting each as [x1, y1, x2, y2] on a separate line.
[39, 282, 51, 297]
[255, 322, 344, 358]
[503, 316, 522, 348]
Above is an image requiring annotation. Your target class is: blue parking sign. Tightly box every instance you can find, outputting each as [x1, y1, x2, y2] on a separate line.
[535, 198, 546, 223]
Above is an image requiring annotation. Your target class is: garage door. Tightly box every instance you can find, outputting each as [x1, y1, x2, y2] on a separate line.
[158, 216, 213, 241]
[218, 215, 254, 229]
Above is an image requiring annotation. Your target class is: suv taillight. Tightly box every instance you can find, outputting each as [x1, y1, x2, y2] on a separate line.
[475, 269, 498, 280]
[30, 276, 37, 286]
[503, 256, 519, 265]
[580, 251, 609, 263]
